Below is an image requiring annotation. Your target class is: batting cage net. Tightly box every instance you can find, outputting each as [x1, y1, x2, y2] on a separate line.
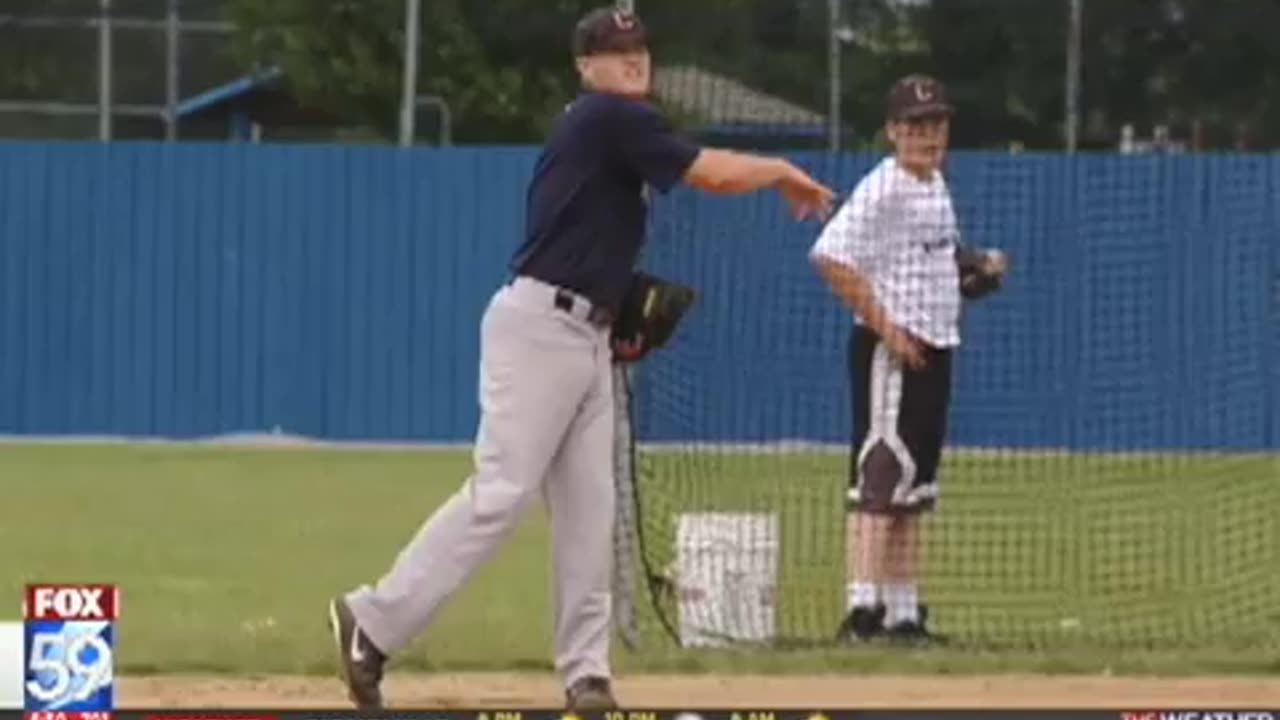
[611, 0, 1280, 654]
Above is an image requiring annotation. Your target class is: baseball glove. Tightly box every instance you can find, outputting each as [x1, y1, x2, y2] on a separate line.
[955, 244, 1008, 300]
[610, 272, 697, 363]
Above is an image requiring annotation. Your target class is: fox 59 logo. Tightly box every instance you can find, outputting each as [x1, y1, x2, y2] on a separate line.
[24, 621, 114, 710]
[23, 585, 118, 712]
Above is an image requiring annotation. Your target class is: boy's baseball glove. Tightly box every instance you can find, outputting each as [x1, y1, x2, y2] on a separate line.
[956, 245, 1008, 300]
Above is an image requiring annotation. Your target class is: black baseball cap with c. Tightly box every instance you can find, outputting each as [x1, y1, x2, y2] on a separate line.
[887, 74, 954, 120]
[572, 6, 648, 57]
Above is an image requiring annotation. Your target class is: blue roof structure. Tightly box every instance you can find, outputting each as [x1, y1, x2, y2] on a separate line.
[174, 65, 336, 140]
[174, 66, 285, 120]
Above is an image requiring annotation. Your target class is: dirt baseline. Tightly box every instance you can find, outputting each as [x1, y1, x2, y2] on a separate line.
[120, 673, 1280, 709]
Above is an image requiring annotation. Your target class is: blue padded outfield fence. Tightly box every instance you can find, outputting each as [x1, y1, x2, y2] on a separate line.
[0, 143, 1276, 450]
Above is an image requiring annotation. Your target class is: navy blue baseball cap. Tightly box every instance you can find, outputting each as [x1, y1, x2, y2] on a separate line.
[887, 74, 954, 120]
[572, 6, 649, 57]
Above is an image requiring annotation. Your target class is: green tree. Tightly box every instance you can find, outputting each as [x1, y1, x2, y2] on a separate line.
[222, 0, 1280, 148]
[909, 0, 1280, 149]
[0, 0, 93, 102]
[226, 0, 759, 144]
[1155, 0, 1280, 148]
[225, 0, 620, 143]
[227, 0, 403, 137]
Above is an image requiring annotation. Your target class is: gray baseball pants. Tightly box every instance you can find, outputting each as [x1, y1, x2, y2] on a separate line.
[345, 276, 616, 687]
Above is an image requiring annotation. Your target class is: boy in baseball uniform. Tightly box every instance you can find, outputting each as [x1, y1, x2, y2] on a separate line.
[810, 74, 1007, 644]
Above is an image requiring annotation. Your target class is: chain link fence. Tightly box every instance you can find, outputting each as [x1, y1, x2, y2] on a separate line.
[0, 0, 237, 140]
[2, 0, 1273, 150]
[638, 0, 1273, 153]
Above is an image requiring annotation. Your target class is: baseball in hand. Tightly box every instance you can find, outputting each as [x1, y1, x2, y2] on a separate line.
[985, 249, 1008, 275]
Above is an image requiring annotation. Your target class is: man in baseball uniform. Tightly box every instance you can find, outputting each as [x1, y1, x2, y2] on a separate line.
[809, 74, 1006, 645]
[327, 6, 834, 711]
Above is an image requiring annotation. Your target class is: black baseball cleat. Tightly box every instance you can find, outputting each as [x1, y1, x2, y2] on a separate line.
[565, 676, 619, 711]
[327, 596, 387, 709]
[836, 604, 886, 642]
[884, 604, 949, 646]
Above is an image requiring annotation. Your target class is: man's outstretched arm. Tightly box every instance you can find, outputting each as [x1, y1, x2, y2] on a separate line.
[681, 148, 833, 219]
[611, 100, 832, 219]
[682, 149, 790, 194]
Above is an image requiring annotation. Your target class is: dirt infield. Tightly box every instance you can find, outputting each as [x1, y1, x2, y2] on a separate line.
[119, 673, 1280, 709]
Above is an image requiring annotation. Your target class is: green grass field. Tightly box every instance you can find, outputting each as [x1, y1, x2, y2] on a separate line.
[633, 449, 1280, 654]
[1, 444, 1277, 679]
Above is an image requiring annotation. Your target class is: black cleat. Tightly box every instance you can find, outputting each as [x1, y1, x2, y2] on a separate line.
[836, 604, 886, 642]
[327, 596, 387, 709]
[565, 676, 619, 711]
[884, 604, 949, 646]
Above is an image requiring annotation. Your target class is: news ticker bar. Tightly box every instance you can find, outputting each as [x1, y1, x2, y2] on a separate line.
[11, 711, 1280, 720]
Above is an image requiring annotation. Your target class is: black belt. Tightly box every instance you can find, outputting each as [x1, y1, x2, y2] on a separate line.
[507, 274, 614, 327]
[554, 288, 615, 327]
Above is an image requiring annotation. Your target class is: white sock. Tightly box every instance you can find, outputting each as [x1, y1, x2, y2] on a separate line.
[847, 581, 878, 610]
[883, 583, 919, 625]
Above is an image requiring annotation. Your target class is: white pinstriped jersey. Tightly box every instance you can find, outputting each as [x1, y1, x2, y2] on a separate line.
[810, 156, 963, 348]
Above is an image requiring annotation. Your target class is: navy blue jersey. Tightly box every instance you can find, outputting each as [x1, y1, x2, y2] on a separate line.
[511, 91, 700, 313]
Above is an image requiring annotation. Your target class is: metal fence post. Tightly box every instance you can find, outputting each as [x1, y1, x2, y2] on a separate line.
[1065, 0, 1083, 152]
[99, 0, 113, 141]
[165, 0, 180, 141]
[399, 0, 421, 147]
